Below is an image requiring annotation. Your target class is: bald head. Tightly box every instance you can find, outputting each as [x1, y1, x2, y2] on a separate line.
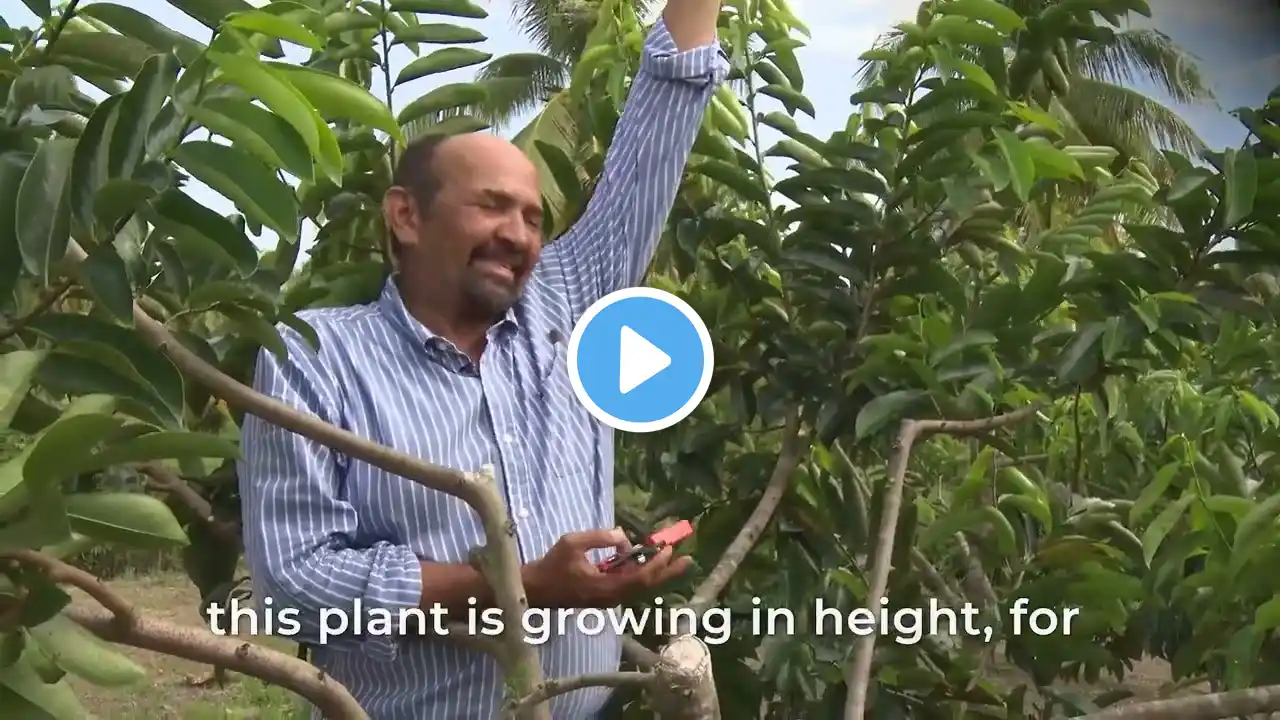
[384, 130, 547, 327]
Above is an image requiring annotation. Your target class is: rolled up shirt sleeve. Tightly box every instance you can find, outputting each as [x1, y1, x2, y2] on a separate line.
[237, 325, 422, 661]
[548, 17, 730, 318]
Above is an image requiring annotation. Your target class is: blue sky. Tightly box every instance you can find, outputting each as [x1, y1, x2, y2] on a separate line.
[5, 0, 1278, 257]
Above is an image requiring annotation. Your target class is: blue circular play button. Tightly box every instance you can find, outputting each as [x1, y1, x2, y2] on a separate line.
[568, 287, 714, 433]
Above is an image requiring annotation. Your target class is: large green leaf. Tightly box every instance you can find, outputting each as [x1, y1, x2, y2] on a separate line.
[67, 431, 241, 476]
[64, 493, 189, 548]
[172, 141, 299, 240]
[44, 30, 157, 79]
[205, 51, 343, 184]
[1222, 147, 1258, 229]
[15, 136, 75, 284]
[0, 655, 86, 720]
[267, 64, 405, 144]
[0, 351, 47, 430]
[391, 23, 486, 45]
[147, 188, 260, 274]
[108, 52, 180, 180]
[394, 47, 491, 86]
[187, 97, 314, 182]
[28, 615, 145, 687]
[389, 0, 488, 17]
[79, 4, 205, 64]
[26, 314, 186, 427]
[855, 390, 928, 440]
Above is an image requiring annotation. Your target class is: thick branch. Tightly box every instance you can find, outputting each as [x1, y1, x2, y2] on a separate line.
[685, 409, 804, 615]
[0, 278, 73, 341]
[59, 241, 547, 716]
[908, 548, 963, 608]
[1078, 684, 1280, 719]
[508, 671, 653, 716]
[68, 605, 367, 719]
[648, 635, 720, 719]
[842, 404, 1043, 720]
[5, 550, 365, 718]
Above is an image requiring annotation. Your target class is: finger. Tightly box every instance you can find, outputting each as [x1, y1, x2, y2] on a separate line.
[565, 527, 631, 553]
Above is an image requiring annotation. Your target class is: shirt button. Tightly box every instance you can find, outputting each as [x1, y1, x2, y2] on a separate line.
[516, 508, 530, 519]
[503, 434, 514, 444]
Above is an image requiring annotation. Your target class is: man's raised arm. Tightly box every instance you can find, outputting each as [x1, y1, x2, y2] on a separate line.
[548, 0, 728, 314]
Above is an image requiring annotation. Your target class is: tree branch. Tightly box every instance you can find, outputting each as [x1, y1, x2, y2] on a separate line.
[3, 550, 367, 718]
[137, 462, 216, 524]
[842, 403, 1044, 720]
[1078, 684, 1280, 719]
[0, 278, 73, 342]
[59, 241, 550, 718]
[648, 635, 720, 719]
[507, 671, 653, 716]
[685, 409, 805, 615]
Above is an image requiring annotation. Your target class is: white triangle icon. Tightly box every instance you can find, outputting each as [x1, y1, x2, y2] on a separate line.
[619, 325, 671, 394]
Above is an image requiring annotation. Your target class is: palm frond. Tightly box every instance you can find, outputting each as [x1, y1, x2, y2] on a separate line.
[1074, 28, 1216, 107]
[506, 0, 654, 57]
[1060, 77, 1207, 167]
[473, 52, 570, 126]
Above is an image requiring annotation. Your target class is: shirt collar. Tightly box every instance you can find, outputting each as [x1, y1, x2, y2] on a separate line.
[376, 274, 520, 357]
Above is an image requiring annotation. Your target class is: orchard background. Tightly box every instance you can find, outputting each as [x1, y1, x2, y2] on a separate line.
[2, 0, 1280, 717]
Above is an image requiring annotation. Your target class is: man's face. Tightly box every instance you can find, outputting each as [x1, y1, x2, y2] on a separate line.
[393, 134, 544, 321]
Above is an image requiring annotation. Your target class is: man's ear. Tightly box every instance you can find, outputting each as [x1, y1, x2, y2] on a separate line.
[382, 186, 421, 252]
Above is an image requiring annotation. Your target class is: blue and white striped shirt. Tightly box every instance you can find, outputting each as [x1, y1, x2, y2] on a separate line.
[238, 20, 727, 719]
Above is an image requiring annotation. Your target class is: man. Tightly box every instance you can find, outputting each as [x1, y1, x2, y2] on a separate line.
[237, 0, 728, 717]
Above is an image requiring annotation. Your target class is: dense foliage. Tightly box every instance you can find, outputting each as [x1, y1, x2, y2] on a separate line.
[2, 0, 1280, 718]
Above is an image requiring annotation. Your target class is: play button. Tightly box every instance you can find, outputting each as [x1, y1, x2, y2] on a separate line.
[568, 287, 714, 433]
[619, 326, 670, 394]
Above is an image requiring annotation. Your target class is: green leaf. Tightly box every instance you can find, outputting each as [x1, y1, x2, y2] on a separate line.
[206, 51, 343, 184]
[391, 23, 486, 44]
[1056, 322, 1105, 383]
[20, 0, 50, 18]
[27, 314, 186, 427]
[148, 188, 260, 274]
[1130, 462, 1178, 525]
[928, 330, 998, 367]
[991, 128, 1034, 201]
[28, 615, 145, 687]
[64, 492, 189, 548]
[755, 84, 815, 118]
[22, 399, 127, 488]
[0, 351, 47, 430]
[1141, 493, 1193, 566]
[389, 0, 488, 17]
[187, 97, 314, 182]
[44, 31, 157, 79]
[216, 305, 288, 359]
[225, 10, 324, 50]
[172, 141, 299, 241]
[689, 160, 772, 205]
[68, 94, 122, 236]
[1222, 147, 1258, 228]
[72, 431, 240, 475]
[855, 390, 927, 440]
[397, 82, 489, 125]
[15, 136, 75, 284]
[80, 4, 206, 64]
[78, 243, 135, 325]
[108, 52, 180, 180]
[266, 64, 405, 144]
[394, 47, 492, 86]
[934, 0, 1025, 33]
[0, 652, 86, 720]
[1230, 490, 1280, 574]
[1022, 139, 1082, 179]
[0, 153, 31, 301]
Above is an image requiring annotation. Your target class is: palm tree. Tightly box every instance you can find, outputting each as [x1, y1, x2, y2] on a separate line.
[855, 3, 1217, 179]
